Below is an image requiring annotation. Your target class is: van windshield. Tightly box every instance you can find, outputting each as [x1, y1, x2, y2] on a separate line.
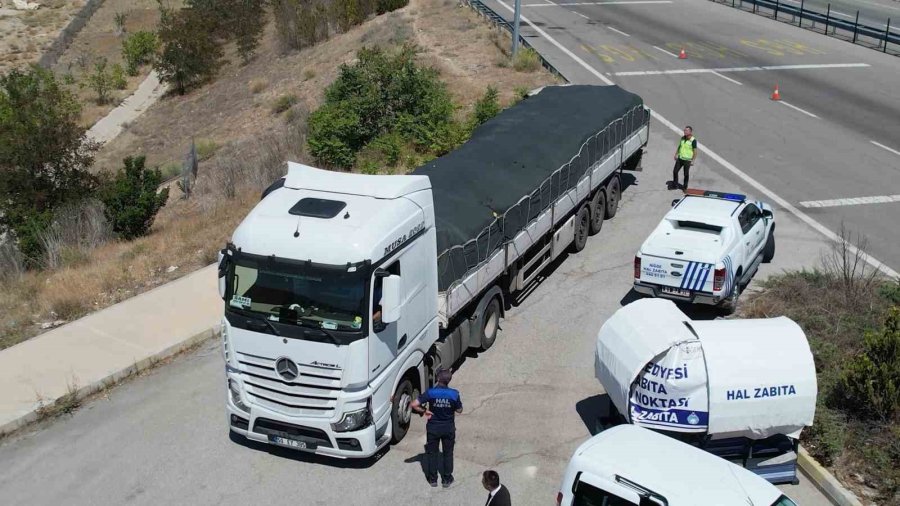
[228, 255, 367, 333]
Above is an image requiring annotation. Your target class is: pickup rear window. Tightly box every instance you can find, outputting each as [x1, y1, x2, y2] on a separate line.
[675, 220, 723, 233]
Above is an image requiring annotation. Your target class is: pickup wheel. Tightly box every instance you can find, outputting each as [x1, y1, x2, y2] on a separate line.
[572, 205, 590, 252]
[391, 378, 418, 443]
[762, 227, 776, 263]
[479, 297, 501, 351]
[720, 282, 741, 315]
[605, 175, 620, 219]
[589, 190, 606, 235]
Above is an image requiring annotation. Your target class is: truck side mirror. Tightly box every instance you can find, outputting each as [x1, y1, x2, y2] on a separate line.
[217, 249, 228, 300]
[380, 275, 403, 324]
[671, 199, 680, 207]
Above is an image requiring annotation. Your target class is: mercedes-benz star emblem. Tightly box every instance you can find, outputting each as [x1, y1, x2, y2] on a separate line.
[275, 357, 299, 381]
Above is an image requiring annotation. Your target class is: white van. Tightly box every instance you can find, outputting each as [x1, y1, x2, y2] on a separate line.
[557, 425, 798, 506]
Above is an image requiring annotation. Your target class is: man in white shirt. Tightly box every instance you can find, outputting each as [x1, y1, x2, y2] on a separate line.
[482, 470, 511, 506]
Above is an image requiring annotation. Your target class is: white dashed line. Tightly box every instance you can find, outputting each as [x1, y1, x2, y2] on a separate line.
[652, 45, 679, 58]
[710, 71, 742, 85]
[573, 10, 590, 18]
[607, 26, 631, 37]
[871, 140, 900, 157]
[492, 0, 898, 278]
[800, 195, 900, 208]
[778, 100, 819, 118]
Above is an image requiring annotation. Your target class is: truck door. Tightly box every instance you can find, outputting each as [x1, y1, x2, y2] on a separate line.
[738, 204, 765, 261]
[370, 260, 402, 381]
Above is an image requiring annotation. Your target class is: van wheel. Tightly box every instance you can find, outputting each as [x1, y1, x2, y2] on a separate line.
[762, 228, 776, 263]
[605, 175, 620, 219]
[391, 378, 418, 443]
[572, 205, 590, 253]
[479, 297, 501, 351]
[720, 282, 741, 315]
[589, 190, 606, 235]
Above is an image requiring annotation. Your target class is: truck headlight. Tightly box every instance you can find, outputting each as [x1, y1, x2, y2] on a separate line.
[331, 407, 370, 433]
[228, 379, 249, 414]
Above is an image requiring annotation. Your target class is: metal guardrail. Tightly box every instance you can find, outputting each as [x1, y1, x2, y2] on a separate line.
[710, 0, 899, 56]
[463, 0, 570, 80]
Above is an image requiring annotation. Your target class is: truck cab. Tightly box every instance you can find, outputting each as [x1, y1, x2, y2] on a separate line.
[220, 163, 438, 458]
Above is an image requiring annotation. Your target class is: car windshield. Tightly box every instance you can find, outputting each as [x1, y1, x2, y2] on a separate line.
[228, 255, 367, 333]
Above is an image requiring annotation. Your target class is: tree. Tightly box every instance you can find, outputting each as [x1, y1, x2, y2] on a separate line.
[0, 66, 98, 264]
[122, 31, 159, 76]
[187, 0, 266, 63]
[100, 156, 170, 240]
[154, 5, 224, 95]
[87, 57, 115, 104]
[837, 306, 900, 421]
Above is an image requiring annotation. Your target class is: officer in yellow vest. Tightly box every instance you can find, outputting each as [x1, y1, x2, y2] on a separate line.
[672, 126, 698, 191]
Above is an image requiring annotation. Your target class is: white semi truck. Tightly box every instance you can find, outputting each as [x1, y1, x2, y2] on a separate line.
[218, 85, 650, 458]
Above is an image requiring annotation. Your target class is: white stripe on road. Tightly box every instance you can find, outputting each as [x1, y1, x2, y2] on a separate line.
[607, 26, 631, 37]
[778, 100, 819, 118]
[711, 71, 742, 85]
[524, 1, 672, 5]
[572, 10, 590, 18]
[614, 62, 870, 76]
[652, 45, 679, 58]
[800, 195, 900, 208]
[492, 0, 898, 279]
[871, 140, 900, 157]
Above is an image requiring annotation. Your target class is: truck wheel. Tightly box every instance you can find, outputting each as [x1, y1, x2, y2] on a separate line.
[605, 175, 620, 219]
[479, 297, 501, 351]
[762, 228, 776, 263]
[572, 205, 590, 253]
[720, 282, 741, 315]
[589, 190, 606, 236]
[391, 378, 418, 443]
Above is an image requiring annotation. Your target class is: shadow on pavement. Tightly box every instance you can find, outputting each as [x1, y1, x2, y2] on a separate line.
[575, 394, 613, 437]
[228, 430, 387, 468]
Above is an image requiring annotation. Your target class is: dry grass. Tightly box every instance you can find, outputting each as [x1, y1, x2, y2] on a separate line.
[0, 2, 80, 75]
[1, 0, 556, 350]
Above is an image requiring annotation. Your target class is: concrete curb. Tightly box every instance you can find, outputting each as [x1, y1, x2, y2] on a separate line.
[0, 325, 220, 439]
[797, 446, 864, 506]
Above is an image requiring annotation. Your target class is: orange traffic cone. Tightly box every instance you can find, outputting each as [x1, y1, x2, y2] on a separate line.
[678, 47, 687, 59]
[770, 84, 781, 101]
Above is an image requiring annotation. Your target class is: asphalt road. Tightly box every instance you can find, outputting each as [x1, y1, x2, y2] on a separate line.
[490, 0, 900, 275]
[780, 0, 900, 29]
[0, 125, 834, 505]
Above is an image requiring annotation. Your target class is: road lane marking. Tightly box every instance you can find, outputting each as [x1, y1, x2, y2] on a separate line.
[778, 100, 819, 118]
[653, 45, 679, 58]
[871, 141, 900, 157]
[608, 26, 631, 37]
[492, 0, 898, 279]
[800, 195, 900, 208]
[711, 71, 742, 85]
[524, 1, 672, 5]
[614, 62, 870, 76]
[572, 10, 590, 18]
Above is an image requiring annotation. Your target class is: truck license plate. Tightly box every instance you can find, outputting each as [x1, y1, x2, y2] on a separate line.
[269, 435, 311, 450]
[660, 286, 690, 297]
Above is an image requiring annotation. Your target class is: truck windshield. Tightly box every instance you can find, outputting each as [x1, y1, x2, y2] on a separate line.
[227, 255, 367, 333]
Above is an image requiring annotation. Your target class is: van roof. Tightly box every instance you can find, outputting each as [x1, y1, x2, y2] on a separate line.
[572, 425, 781, 505]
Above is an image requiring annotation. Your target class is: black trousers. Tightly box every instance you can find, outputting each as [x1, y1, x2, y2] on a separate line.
[424, 430, 455, 482]
[673, 158, 692, 189]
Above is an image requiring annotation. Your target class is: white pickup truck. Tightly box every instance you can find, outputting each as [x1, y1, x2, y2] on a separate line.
[633, 190, 775, 314]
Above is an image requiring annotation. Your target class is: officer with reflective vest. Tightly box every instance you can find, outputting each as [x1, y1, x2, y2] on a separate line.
[672, 126, 698, 191]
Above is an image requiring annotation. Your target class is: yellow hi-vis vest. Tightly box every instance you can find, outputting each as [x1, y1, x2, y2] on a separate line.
[678, 137, 696, 160]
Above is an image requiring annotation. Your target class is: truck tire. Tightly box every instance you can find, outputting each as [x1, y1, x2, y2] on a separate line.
[589, 190, 606, 236]
[720, 282, 741, 316]
[391, 378, 418, 443]
[605, 175, 620, 219]
[762, 228, 776, 263]
[479, 297, 501, 351]
[572, 205, 590, 253]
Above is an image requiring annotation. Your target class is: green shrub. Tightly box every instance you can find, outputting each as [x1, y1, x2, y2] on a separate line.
[272, 0, 330, 51]
[87, 57, 115, 105]
[195, 139, 219, 160]
[471, 85, 500, 128]
[837, 306, 900, 420]
[111, 63, 128, 90]
[804, 404, 847, 465]
[376, 0, 408, 14]
[154, 7, 223, 95]
[100, 156, 170, 240]
[514, 85, 530, 102]
[512, 48, 541, 72]
[308, 101, 362, 168]
[880, 280, 900, 305]
[122, 31, 159, 76]
[272, 94, 298, 114]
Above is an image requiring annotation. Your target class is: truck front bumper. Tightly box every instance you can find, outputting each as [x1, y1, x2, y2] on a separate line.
[226, 391, 388, 459]
[633, 281, 721, 305]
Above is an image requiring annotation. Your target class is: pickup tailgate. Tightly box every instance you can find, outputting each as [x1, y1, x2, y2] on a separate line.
[639, 255, 715, 294]
[638, 224, 724, 294]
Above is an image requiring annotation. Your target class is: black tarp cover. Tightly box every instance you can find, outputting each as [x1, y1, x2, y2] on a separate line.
[413, 85, 645, 290]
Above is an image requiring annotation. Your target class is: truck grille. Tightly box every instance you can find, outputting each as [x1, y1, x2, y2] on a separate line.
[235, 352, 342, 418]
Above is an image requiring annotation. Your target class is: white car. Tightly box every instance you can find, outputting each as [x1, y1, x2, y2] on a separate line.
[633, 189, 775, 314]
[556, 425, 797, 506]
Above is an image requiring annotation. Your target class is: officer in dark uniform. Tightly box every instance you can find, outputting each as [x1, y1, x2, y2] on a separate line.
[411, 369, 463, 488]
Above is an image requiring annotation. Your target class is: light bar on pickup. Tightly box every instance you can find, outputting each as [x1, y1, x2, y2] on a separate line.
[684, 189, 746, 202]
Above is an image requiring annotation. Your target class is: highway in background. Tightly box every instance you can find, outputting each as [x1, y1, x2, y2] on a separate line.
[487, 0, 900, 275]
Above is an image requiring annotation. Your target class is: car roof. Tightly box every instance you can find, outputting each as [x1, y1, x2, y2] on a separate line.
[572, 425, 781, 505]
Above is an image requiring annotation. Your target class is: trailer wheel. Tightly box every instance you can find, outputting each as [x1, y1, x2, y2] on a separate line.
[762, 226, 776, 263]
[391, 378, 418, 443]
[572, 205, 590, 253]
[479, 297, 501, 351]
[605, 175, 620, 219]
[589, 190, 606, 236]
